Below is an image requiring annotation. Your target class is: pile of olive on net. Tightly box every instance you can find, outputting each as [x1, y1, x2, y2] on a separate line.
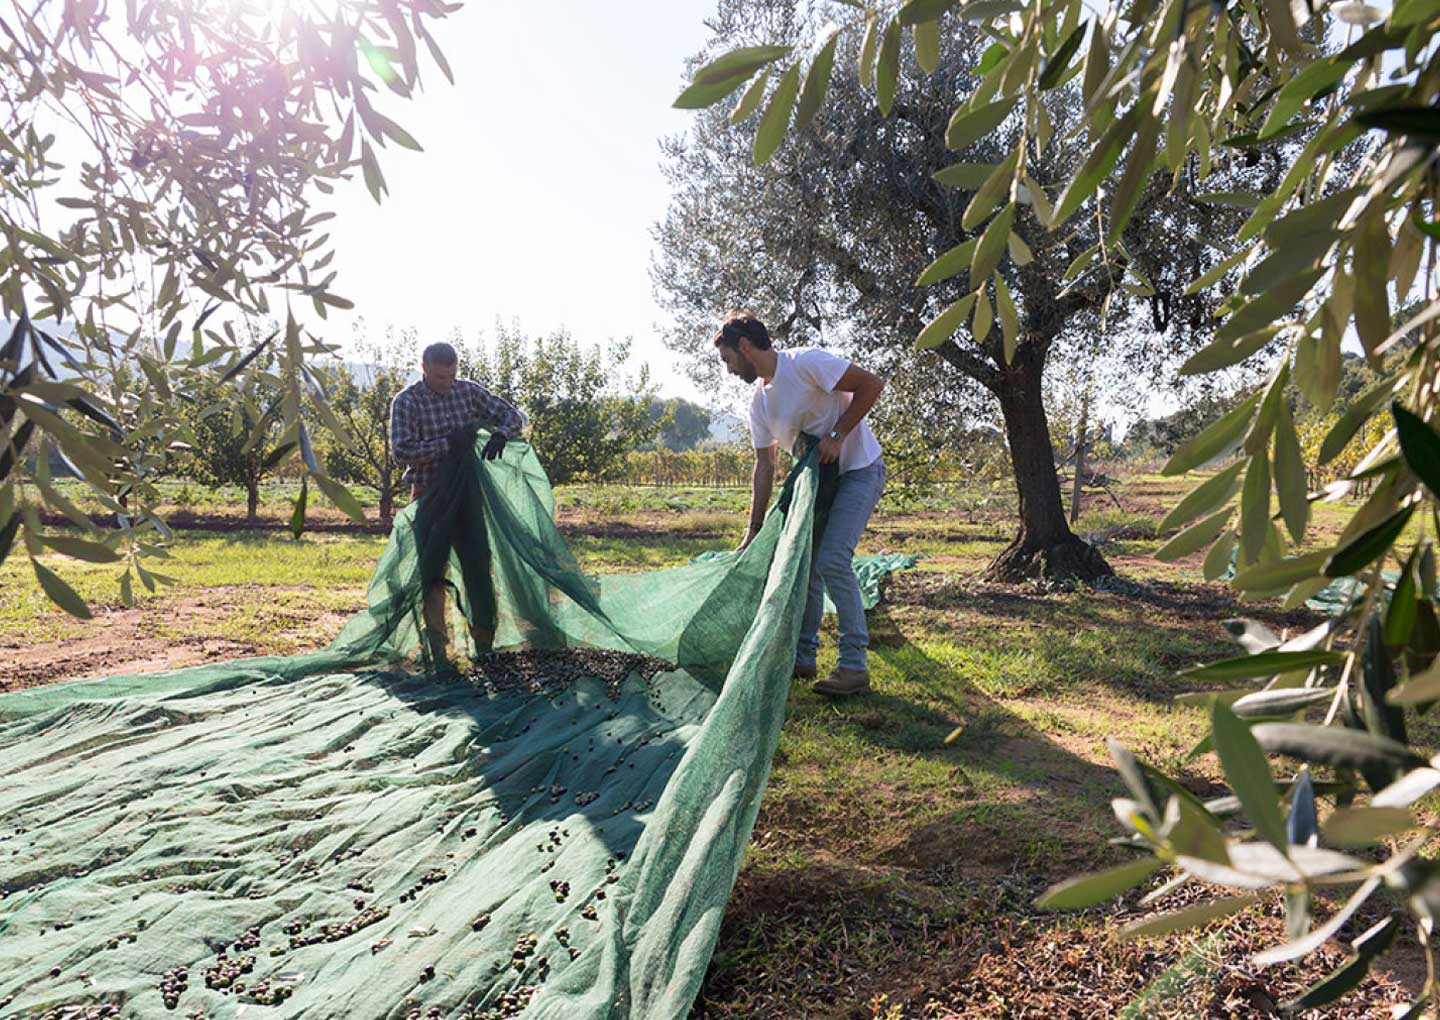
[459, 649, 674, 700]
[445, 985, 537, 1020]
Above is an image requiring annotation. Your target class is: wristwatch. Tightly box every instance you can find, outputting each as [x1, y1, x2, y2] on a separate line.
[827, 428, 843, 441]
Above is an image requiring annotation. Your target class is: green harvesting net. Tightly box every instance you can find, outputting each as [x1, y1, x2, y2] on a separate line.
[0, 436, 909, 1020]
[691, 550, 918, 613]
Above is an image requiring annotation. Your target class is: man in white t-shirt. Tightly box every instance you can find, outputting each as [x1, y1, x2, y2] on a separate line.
[714, 313, 887, 696]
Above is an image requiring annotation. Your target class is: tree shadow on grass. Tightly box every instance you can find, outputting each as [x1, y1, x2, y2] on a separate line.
[694, 610, 1174, 1019]
[878, 572, 1326, 705]
[768, 604, 1136, 881]
[693, 583, 1280, 1017]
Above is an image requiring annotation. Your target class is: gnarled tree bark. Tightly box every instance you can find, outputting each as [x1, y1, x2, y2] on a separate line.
[983, 347, 1112, 582]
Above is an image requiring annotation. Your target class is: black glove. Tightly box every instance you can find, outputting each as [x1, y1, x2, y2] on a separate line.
[446, 421, 480, 453]
[481, 432, 508, 461]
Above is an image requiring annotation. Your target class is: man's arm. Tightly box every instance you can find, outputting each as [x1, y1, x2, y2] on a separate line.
[390, 394, 448, 466]
[464, 382, 525, 439]
[817, 364, 885, 465]
[740, 444, 776, 551]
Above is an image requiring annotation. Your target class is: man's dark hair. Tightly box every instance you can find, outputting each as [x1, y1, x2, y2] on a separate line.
[422, 342, 458, 367]
[712, 312, 772, 351]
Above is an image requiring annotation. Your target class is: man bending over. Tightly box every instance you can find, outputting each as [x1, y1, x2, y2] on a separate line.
[713, 313, 886, 697]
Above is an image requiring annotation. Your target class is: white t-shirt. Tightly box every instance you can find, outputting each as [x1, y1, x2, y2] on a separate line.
[749, 349, 883, 474]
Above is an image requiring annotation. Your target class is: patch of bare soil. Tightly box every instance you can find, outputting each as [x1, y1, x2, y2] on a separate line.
[698, 866, 1414, 1020]
[870, 519, 1014, 546]
[0, 606, 252, 690]
[889, 572, 1323, 637]
[39, 508, 393, 535]
[0, 587, 354, 692]
[553, 510, 728, 541]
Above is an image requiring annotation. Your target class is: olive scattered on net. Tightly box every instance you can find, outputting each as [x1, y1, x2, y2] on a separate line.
[458, 649, 675, 700]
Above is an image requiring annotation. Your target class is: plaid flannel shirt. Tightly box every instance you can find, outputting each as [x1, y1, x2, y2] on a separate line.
[389, 378, 525, 491]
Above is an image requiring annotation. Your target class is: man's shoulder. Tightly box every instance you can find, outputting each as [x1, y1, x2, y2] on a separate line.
[393, 379, 429, 404]
[777, 347, 827, 373]
[787, 347, 849, 387]
[788, 346, 843, 365]
[453, 378, 493, 397]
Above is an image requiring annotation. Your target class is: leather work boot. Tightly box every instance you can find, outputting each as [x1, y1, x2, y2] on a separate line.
[813, 667, 870, 696]
[793, 661, 818, 680]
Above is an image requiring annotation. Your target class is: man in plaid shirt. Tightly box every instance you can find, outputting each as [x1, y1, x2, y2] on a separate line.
[389, 341, 524, 660]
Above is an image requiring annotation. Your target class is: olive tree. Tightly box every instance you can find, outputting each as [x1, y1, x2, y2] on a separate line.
[506, 328, 662, 485]
[175, 352, 291, 527]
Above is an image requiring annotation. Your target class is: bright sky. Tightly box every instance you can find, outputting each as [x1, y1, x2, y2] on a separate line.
[319, 1, 718, 402]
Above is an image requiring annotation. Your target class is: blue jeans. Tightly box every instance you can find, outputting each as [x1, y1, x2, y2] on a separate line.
[796, 458, 886, 672]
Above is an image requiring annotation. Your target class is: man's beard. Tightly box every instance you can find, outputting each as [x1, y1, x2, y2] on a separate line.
[738, 361, 757, 384]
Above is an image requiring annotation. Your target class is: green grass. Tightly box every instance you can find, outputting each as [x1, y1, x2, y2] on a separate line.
[1074, 505, 1161, 538]
[746, 578, 1232, 875]
[52, 476, 385, 515]
[566, 534, 724, 572]
[51, 474, 1021, 520]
